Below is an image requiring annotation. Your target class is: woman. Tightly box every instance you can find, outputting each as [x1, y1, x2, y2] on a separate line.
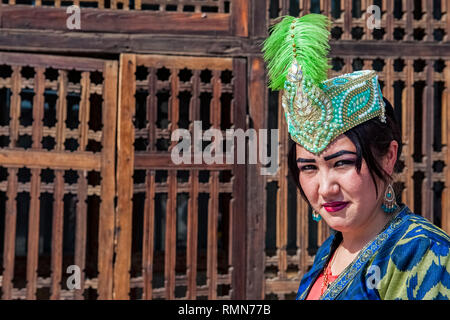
[263, 14, 450, 300]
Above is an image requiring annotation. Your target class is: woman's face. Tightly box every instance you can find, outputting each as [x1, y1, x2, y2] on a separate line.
[295, 135, 388, 233]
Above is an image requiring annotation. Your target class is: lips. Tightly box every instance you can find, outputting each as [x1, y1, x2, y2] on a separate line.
[322, 201, 349, 213]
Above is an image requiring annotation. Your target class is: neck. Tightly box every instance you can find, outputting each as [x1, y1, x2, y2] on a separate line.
[339, 206, 392, 254]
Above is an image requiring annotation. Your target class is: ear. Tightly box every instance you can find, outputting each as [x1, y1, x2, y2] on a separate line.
[383, 140, 399, 177]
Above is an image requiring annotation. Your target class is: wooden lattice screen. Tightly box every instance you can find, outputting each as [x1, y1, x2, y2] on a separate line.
[114, 54, 247, 299]
[0, 52, 118, 299]
[264, 0, 450, 299]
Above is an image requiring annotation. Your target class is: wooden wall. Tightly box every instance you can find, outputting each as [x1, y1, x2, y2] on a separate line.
[0, 0, 449, 300]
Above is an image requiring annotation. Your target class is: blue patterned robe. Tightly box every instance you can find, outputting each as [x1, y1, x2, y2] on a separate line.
[296, 205, 450, 300]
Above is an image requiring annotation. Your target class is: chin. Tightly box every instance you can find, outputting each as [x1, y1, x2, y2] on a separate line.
[322, 216, 353, 233]
[320, 205, 355, 230]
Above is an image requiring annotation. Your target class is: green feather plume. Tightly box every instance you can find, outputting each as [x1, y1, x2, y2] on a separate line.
[263, 14, 332, 90]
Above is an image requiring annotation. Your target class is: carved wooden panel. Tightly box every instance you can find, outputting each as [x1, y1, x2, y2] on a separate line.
[0, 52, 117, 299]
[269, 0, 449, 42]
[115, 54, 247, 299]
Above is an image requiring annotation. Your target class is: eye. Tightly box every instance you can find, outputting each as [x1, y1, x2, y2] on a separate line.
[335, 160, 355, 167]
[299, 165, 317, 172]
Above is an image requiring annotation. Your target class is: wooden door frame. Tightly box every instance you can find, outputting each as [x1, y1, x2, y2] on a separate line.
[0, 51, 118, 299]
[114, 53, 247, 299]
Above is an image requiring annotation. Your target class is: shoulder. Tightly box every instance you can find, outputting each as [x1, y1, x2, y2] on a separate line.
[386, 207, 450, 271]
[397, 209, 450, 251]
[377, 207, 450, 299]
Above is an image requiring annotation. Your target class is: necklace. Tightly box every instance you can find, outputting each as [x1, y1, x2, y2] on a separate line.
[318, 209, 402, 297]
[320, 246, 339, 296]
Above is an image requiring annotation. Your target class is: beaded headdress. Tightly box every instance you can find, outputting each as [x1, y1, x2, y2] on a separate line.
[263, 14, 386, 154]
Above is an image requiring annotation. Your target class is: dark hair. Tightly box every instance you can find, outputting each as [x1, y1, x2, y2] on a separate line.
[288, 98, 402, 205]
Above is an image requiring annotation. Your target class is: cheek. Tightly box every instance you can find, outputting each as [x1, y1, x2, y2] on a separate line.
[298, 166, 378, 204]
[313, 170, 368, 199]
[344, 168, 379, 203]
[299, 174, 316, 199]
[341, 170, 364, 192]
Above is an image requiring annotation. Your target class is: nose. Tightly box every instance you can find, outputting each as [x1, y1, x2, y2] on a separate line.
[317, 171, 340, 200]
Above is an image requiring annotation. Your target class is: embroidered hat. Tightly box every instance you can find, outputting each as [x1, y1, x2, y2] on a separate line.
[263, 14, 386, 154]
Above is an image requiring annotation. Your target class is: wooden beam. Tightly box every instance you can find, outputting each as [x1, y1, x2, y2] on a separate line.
[2, 28, 450, 59]
[245, 56, 266, 300]
[98, 60, 118, 300]
[0, 51, 105, 71]
[0, 6, 230, 35]
[165, 171, 177, 299]
[0, 149, 101, 170]
[135, 54, 232, 71]
[50, 170, 64, 300]
[113, 53, 136, 299]
[231, 58, 247, 300]
[142, 170, 156, 299]
[330, 41, 450, 58]
[1, 168, 18, 300]
[249, 0, 267, 37]
[134, 153, 235, 169]
[422, 60, 434, 222]
[0, 29, 251, 56]
[26, 168, 41, 299]
[74, 169, 88, 300]
[232, 0, 249, 37]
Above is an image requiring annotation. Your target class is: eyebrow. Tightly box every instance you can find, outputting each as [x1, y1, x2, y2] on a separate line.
[297, 150, 357, 163]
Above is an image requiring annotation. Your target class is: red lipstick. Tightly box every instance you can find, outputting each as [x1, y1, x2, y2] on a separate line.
[323, 201, 349, 212]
